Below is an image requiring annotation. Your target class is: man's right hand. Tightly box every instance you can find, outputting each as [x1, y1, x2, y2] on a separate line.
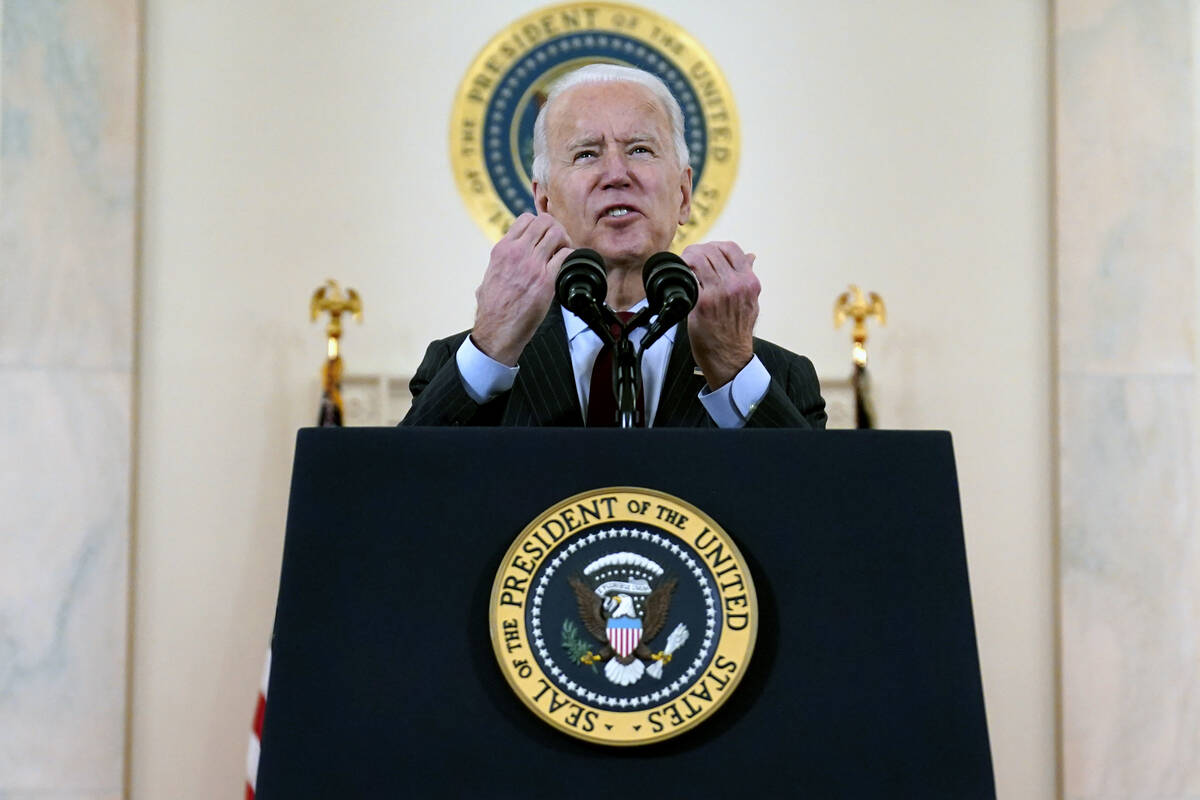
[471, 212, 572, 366]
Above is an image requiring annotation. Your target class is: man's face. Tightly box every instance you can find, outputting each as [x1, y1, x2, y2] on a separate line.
[533, 81, 692, 272]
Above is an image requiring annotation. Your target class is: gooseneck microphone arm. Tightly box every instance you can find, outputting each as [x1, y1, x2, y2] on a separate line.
[638, 251, 700, 357]
[613, 335, 640, 428]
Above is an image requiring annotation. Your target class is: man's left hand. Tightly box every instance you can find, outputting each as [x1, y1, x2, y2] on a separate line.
[680, 241, 760, 389]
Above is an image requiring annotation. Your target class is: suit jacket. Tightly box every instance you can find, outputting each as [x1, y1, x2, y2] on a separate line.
[401, 307, 826, 428]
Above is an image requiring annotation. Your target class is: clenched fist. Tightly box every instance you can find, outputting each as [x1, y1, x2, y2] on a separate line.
[472, 212, 573, 366]
[680, 241, 761, 389]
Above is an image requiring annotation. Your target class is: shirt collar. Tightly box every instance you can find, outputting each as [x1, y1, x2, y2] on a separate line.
[562, 297, 676, 344]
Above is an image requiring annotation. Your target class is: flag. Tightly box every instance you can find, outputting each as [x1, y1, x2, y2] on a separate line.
[244, 648, 270, 799]
[833, 285, 885, 430]
[316, 357, 344, 426]
[852, 362, 876, 429]
[246, 367, 344, 797]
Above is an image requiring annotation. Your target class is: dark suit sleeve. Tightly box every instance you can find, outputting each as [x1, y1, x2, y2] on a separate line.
[744, 344, 827, 430]
[400, 333, 506, 426]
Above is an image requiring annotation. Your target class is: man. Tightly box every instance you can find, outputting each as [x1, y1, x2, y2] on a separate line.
[403, 64, 825, 428]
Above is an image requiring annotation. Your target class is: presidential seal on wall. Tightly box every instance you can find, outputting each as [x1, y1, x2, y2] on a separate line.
[489, 487, 757, 745]
[450, 2, 739, 249]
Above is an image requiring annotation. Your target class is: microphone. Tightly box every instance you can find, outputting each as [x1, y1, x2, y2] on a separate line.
[557, 248, 607, 313]
[640, 251, 699, 352]
[556, 248, 610, 335]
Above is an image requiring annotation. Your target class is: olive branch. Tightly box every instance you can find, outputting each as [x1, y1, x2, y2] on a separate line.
[561, 619, 598, 673]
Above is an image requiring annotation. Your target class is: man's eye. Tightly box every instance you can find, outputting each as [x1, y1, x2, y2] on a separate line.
[574, 151, 596, 161]
[631, 146, 652, 155]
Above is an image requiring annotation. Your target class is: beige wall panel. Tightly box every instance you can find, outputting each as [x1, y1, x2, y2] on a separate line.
[135, 2, 1054, 797]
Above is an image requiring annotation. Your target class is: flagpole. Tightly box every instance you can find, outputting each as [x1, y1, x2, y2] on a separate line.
[834, 285, 886, 429]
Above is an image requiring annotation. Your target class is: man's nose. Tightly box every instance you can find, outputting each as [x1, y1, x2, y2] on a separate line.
[599, 149, 632, 188]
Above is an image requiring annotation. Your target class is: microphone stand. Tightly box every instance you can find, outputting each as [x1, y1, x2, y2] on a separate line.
[615, 306, 652, 428]
[614, 334, 640, 428]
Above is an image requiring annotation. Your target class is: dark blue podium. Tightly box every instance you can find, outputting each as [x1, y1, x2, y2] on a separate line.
[256, 428, 994, 798]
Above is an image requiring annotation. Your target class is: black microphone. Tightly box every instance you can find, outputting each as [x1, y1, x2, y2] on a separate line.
[556, 248, 610, 335]
[640, 251, 699, 352]
[556, 248, 607, 313]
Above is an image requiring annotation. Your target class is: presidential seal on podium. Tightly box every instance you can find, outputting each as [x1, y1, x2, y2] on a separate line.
[490, 487, 758, 745]
[450, 2, 739, 249]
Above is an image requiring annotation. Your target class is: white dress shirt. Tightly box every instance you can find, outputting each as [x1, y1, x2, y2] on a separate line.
[453, 300, 770, 428]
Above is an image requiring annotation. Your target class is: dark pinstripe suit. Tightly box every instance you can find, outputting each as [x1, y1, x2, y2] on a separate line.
[401, 306, 826, 428]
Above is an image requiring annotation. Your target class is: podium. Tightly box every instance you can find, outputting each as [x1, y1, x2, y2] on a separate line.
[257, 428, 994, 798]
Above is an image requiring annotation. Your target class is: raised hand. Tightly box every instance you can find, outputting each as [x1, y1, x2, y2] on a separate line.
[472, 212, 573, 365]
[679, 241, 761, 389]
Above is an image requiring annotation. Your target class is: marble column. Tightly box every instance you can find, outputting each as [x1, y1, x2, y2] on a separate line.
[1056, 0, 1200, 796]
[0, 1, 139, 797]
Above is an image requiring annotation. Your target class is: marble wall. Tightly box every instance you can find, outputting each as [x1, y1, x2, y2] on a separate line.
[0, 1, 138, 797]
[1056, 0, 1200, 796]
[13, 0, 1200, 796]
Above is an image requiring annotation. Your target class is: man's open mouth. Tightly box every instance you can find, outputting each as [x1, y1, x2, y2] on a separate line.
[600, 205, 639, 219]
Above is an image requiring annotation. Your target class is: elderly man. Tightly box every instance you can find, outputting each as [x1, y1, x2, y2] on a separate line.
[403, 64, 825, 428]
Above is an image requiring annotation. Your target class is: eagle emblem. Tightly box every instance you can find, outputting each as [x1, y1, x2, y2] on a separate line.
[565, 552, 689, 686]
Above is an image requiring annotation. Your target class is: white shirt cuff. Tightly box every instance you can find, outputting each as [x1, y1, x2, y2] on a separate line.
[697, 355, 770, 429]
[455, 335, 519, 404]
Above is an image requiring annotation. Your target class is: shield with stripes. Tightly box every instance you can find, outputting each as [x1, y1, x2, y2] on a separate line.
[606, 616, 643, 658]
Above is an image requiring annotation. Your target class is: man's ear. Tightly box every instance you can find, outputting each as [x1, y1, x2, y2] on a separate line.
[533, 181, 550, 213]
[677, 166, 693, 225]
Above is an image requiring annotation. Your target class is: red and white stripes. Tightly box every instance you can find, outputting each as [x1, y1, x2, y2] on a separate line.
[245, 647, 271, 799]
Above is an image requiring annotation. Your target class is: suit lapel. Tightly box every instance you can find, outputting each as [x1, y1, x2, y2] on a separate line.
[654, 321, 710, 427]
[501, 310, 708, 427]
[505, 307, 583, 426]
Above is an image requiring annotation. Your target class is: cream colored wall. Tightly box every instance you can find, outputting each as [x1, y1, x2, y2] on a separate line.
[133, 1, 1053, 797]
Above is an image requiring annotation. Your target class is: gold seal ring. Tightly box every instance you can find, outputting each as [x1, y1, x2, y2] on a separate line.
[490, 487, 758, 745]
[449, 2, 739, 249]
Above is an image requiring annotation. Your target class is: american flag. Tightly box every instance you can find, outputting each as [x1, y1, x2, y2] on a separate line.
[244, 648, 270, 798]
[246, 369, 345, 797]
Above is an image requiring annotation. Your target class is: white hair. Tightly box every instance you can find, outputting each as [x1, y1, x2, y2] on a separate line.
[530, 64, 689, 185]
